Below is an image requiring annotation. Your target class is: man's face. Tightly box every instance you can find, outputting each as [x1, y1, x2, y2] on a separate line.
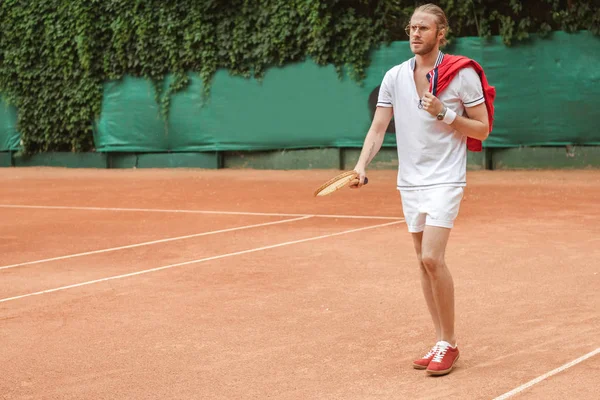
[407, 12, 440, 56]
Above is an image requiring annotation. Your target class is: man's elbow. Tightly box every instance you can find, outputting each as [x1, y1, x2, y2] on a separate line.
[478, 120, 490, 141]
[481, 126, 490, 140]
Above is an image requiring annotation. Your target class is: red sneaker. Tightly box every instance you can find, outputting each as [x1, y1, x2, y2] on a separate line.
[426, 341, 460, 376]
[412, 343, 440, 370]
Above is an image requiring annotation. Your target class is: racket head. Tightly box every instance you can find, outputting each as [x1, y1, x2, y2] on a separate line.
[313, 171, 368, 197]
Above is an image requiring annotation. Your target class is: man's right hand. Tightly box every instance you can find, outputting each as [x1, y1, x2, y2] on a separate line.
[350, 167, 367, 188]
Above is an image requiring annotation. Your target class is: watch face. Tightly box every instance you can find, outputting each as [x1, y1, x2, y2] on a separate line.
[437, 108, 446, 120]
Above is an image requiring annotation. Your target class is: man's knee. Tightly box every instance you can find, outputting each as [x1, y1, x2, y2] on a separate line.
[421, 254, 444, 275]
[415, 252, 426, 270]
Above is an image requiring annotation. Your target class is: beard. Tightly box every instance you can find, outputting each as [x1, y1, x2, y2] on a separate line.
[411, 40, 437, 56]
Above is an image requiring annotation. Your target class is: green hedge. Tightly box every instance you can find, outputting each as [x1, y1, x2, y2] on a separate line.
[0, 0, 598, 154]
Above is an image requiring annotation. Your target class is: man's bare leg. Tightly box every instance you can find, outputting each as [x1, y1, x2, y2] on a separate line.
[419, 225, 455, 346]
[411, 232, 442, 342]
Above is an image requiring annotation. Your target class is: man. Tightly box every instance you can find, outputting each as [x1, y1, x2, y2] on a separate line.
[351, 3, 494, 376]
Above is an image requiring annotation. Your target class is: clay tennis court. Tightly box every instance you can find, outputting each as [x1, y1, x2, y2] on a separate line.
[1, 167, 598, 399]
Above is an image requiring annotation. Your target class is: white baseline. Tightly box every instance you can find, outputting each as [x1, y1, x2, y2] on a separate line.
[0, 204, 403, 220]
[0, 220, 402, 304]
[0, 216, 311, 271]
[493, 347, 600, 400]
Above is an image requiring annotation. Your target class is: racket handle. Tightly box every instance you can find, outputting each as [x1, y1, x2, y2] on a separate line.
[364, 177, 369, 185]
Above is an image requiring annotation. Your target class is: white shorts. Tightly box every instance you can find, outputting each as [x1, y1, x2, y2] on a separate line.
[399, 186, 464, 233]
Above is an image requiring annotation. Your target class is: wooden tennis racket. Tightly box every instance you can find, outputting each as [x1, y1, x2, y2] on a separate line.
[313, 170, 369, 197]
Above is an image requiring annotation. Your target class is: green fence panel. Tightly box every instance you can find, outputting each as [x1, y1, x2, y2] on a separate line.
[167, 62, 391, 151]
[93, 76, 168, 152]
[92, 31, 600, 152]
[0, 98, 21, 151]
[481, 31, 600, 147]
[164, 74, 213, 151]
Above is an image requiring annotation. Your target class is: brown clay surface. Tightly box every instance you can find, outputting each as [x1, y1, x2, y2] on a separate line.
[506, 355, 600, 399]
[0, 167, 598, 400]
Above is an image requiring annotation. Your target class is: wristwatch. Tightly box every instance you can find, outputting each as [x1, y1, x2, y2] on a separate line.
[436, 106, 447, 121]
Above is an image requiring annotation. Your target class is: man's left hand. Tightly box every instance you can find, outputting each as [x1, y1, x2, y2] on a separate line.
[421, 92, 444, 117]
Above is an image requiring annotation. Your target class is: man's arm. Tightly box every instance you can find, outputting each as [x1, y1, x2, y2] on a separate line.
[352, 106, 394, 187]
[421, 92, 489, 141]
[448, 102, 489, 141]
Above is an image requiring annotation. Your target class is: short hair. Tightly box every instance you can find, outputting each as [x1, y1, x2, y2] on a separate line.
[413, 3, 449, 47]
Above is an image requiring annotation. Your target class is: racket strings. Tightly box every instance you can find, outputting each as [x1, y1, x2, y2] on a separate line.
[314, 171, 358, 197]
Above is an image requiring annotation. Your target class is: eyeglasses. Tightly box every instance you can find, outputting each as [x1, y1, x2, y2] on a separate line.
[405, 24, 433, 36]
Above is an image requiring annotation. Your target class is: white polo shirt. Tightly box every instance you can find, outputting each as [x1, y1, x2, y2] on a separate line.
[377, 52, 485, 191]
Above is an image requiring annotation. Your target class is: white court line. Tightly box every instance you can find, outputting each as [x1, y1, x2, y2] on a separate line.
[0, 216, 312, 271]
[0, 220, 402, 304]
[493, 347, 600, 400]
[0, 204, 403, 220]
